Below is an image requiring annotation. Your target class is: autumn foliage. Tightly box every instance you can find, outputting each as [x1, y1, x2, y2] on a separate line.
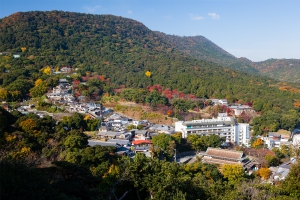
[252, 138, 264, 149]
[257, 167, 271, 180]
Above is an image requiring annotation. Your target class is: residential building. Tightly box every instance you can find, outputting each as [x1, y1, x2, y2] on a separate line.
[259, 132, 292, 149]
[273, 158, 297, 180]
[229, 104, 254, 116]
[175, 113, 250, 145]
[293, 134, 300, 146]
[149, 124, 175, 134]
[219, 99, 228, 105]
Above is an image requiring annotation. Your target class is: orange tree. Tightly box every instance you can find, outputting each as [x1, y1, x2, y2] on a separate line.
[257, 167, 271, 180]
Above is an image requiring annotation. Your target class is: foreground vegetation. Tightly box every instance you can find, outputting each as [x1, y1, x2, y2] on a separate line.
[1, 108, 300, 199]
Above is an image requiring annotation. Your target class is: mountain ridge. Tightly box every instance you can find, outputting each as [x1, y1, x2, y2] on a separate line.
[1, 11, 299, 83]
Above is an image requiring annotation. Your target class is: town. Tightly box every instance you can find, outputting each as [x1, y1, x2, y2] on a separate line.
[2, 74, 299, 184]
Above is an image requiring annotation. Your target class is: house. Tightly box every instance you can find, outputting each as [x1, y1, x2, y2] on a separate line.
[88, 140, 118, 147]
[119, 132, 134, 140]
[210, 99, 219, 105]
[293, 134, 300, 146]
[97, 131, 123, 139]
[273, 158, 297, 180]
[229, 104, 254, 116]
[219, 99, 228, 105]
[268, 132, 281, 140]
[0, 52, 10, 55]
[60, 66, 72, 73]
[133, 129, 151, 140]
[132, 120, 142, 127]
[132, 140, 152, 146]
[99, 125, 111, 132]
[132, 140, 152, 156]
[106, 139, 131, 147]
[259, 132, 292, 149]
[102, 108, 113, 116]
[149, 124, 175, 134]
[59, 79, 69, 84]
[13, 54, 20, 58]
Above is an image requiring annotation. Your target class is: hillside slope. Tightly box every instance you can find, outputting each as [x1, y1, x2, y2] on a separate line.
[0, 11, 300, 112]
[155, 32, 260, 75]
[252, 59, 300, 83]
[155, 32, 300, 83]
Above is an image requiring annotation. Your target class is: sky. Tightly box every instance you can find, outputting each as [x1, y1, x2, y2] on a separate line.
[0, 0, 299, 62]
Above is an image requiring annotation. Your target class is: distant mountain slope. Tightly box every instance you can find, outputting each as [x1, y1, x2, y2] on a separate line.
[154, 32, 260, 74]
[252, 59, 300, 83]
[155, 32, 300, 83]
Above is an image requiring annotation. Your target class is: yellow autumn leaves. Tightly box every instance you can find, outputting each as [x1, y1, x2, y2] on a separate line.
[145, 70, 151, 78]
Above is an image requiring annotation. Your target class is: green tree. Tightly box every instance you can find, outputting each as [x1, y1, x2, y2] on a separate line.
[152, 133, 173, 151]
[282, 159, 300, 198]
[30, 80, 48, 97]
[63, 130, 88, 150]
[264, 154, 280, 167]
[187, 134, 225, 151]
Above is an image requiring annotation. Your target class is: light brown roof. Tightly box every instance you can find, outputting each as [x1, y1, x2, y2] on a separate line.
[204, 147, 244, 160]
[202, 157, 243, 165]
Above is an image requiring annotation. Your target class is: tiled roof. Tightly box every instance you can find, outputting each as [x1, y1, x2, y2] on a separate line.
[132, 140, 152, 145]
[204, 147, 244, 160]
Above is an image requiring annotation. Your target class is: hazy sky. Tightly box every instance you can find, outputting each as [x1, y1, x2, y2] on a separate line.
[0, 0, 299, 61]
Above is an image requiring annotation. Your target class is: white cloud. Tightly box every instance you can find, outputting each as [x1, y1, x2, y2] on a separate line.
[208, 12, 220, 20]
[128, 10, 133, 14]
[83, 5, 101, 13]
[189, 14, 205, 20]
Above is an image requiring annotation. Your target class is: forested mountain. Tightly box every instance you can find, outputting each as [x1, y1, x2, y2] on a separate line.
[1, 11, 300, 113]
[155, 32, 300, 83]
[252, 59, 300, 83]
[154, 32, 260, 75]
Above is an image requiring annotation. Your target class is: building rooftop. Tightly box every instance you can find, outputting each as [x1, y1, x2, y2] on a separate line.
[88, 140, 117, 147]
[204, 147, 244, 160]
[97, 131, 123, 137]
[132, 140, 152, 145]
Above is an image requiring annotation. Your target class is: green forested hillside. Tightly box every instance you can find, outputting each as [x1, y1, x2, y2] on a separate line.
[0, 11, 300, 119]
[155, 32, 300, 83]
[154, 32, 260, 75]
[252, 59, 300, 83]
[0, 11, 296, 98]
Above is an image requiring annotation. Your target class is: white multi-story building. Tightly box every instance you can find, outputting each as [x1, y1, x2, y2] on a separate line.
[175, 113, 250, 146]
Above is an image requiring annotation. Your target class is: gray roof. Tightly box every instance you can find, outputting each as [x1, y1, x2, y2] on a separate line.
[274, 158, 297, 179]
[132, 129, 148, 135]
[268, 132, 281, 138]
[59, 78, 68, 82]
[88, 140, 117, 147]
[97, 131, 122, 137]
[106, 139, 131, 145]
